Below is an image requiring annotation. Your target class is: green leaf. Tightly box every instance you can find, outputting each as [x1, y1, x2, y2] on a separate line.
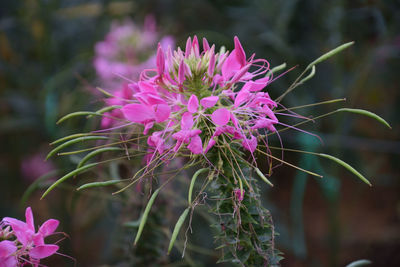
[346, 259, 372, 267]
[20, 170, 59, 206]
[307, 41, 354, 69]
[255, 167, 274, 187]
[188, 168, 208, 205]
[134, 188, 161, 245]
[46, 136, 109, 160]
[57, 111, 101, 124]
[168, 207, 190, 254]
[77, 147, 123, 169]
[87, 105, 122, 118]
[77, 180, 123, 191]
[337, 108, 391, 129]
[297, 65, 315, 85]
[41, 163, 99, 199]
[319, 153, 372, 186]
[50, 133, 93, 145]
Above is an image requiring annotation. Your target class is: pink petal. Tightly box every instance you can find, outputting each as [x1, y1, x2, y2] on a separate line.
[202, 37, 210, 51]
[185, 37, 192, 58]
[38, 219, 59, 238]
[211, 108, 231, 126]
[156, 44, 165, 75]
[178, 60, 185, 84]
[200, 96, 219, 108]
[221, 52, 241, 81]
[204, 139, 216, 154]
[230, 63, 250, 83]
[187, 95, 199, 113]
[29, 244, 59, 259]
[234, 88, 251, 108]
[154, 104, 171, 123]
[138, 81, 157, 94]
[187, 135, 203, 154]
[242, 135, 257, 152]
[234, 36, 246, 66]
[249, 76, 269, 91]
[207, 46, 215, 76]
[121, 104, 154, 123]
[181, 112, 194, 130]
[0, 240, 17, 257]
[192, 35, 200, 58]
[25, 207, 35, 232]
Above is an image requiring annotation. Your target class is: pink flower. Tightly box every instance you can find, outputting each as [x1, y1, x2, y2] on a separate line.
[98, 35, 280, 161]
[2, 207, 61, 265]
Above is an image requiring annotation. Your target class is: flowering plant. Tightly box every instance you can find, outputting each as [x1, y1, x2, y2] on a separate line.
[44, 35, 390, 266]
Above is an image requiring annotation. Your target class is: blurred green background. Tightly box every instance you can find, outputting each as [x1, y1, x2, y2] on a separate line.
[0, 0, 399, 266]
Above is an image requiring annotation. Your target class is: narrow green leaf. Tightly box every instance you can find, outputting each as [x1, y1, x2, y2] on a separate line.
[134, 188, 161, 245]
[57, 111, 100, 124]
[168, 208, 190, 254]
[41, 163, 99, 199]
[96, 87, 114, 97]
[297, 65, 315, 85]
[319, 153, 372, 186]
[346, 259, 372, 267]
[267, 62, 287, 77]
[46, 136, 109, 160]
[77, 147, 123, 169]
[77, 180, 123, 191]
[307, 41, 354, 69]
[188, 168, 208, 205]
[87, 105, 122, 118]
[50, 133, 92, 145]
[338, 108, 391, 129]
[255, 167, 274, 187]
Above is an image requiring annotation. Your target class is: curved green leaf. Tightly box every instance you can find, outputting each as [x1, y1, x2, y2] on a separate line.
[41, 163, 99, 199]
[50, 133, 93, 145]
[188, 168, 208, 205]
[338, 108, 391, 129]
[134, 188, 161, 245]
[168, 207, 190, 254]
[255, 167, 274, 187]
[46, 136, 109, 160]
[298, 65, 315, 85]
[319, 153, 372, 186]
[77, 147, 123, 169]
[346, 259, 372, 267]
[57, 111, 100, 124]
[77, 179, 123, 191]
[307, 41, 354, 69]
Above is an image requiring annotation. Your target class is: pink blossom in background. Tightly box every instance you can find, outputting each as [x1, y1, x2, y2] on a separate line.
[21, 152, 55, 182]
[94, 15, 175, 84]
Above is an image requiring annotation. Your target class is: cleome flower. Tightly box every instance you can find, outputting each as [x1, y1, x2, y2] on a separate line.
[1, 207, 63, 267]
[107, 36, 279, 164]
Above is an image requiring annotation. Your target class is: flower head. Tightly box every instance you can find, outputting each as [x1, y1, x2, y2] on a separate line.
[1, 207, 61, 266]
[112, 36, 278, 162]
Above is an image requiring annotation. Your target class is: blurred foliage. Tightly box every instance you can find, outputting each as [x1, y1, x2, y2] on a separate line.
[0, 0, 399, 266]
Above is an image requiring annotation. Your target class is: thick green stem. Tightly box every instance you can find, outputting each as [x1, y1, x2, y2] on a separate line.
[208, 149, 282, 266]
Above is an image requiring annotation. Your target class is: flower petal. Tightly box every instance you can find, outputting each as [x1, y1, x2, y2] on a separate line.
[29, 244, 59, 259]
[121, 104, 154, 123]
[154, 104, 171, 123]
[187, 95, 199, 113]
[242, 135, 257, 152]
[211, 108, 231, 126]
[181, 112, 194, 130]
[0, 240, 17, 258]
[187, 135, 203, 154]
[25, 207, 35, 232]
[38, 219, 59, 238]
[156, 44, 165, 75]
[234, 36, 246, 66]
[200, 96, 219, 109]
[234, 88, 251, 108]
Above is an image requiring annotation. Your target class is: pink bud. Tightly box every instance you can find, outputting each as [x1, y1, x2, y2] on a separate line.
[203, 37, 210, 51]
[185, 37, 192, 58]
[156, 44, 165, 75]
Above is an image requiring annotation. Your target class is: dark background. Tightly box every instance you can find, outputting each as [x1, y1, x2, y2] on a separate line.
[0, 0, 399, 266]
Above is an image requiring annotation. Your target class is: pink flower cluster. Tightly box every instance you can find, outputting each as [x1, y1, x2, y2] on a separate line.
[103, 36, 278, 163]
[0, 207, 60, 267]
[94, 16, 175, 83]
